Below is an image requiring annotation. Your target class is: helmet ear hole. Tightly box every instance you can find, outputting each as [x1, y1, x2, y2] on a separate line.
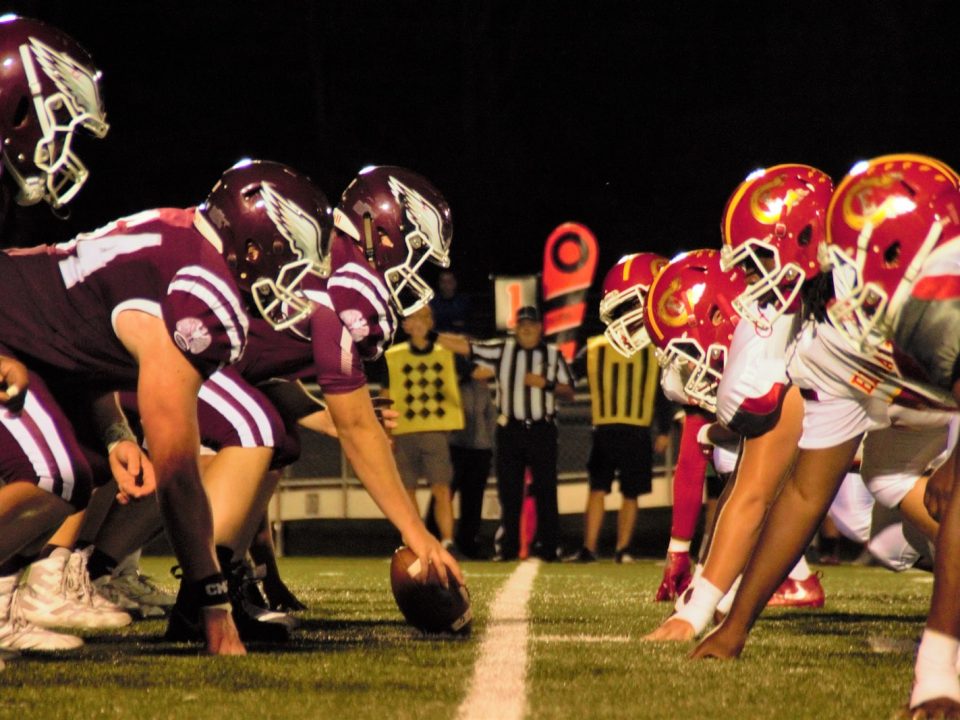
[245, 239, 261, 264]
[883, 240, 901, 268]
[797, 225, 813, 246]
[271, 239, 285, 254]
[12, 96, 29, 128]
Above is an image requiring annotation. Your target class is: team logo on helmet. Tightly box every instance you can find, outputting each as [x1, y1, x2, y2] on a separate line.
[749, 176, 811, 227]
[28, 36, 107, 133]
[173, 317, 212, 355]
[657, 278, 692, 328]
[388, 175, 445, 255]
[259, 182, 327, 272]
[841, 174, 914, 232]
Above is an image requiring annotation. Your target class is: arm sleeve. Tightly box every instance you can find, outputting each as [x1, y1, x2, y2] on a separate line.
[309, 305, 369, 395]
[470, 339, 505, 370]
[670, 408, 710, 541]
[163, 268, 248, 378]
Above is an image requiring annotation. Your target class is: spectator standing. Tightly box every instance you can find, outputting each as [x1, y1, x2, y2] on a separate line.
[447, 368, 498, 558]
[430, 269, 471, 333]
[567, 334, 671, 562]
[383, 306, 465, 553]
[442, 306, 574, 561]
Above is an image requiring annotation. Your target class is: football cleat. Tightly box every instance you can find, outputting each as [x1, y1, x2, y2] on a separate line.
[563, 547, 598, 563]
[655, 551, 693, 602]
[766, 573, 825, 608]
[111, 554, 176, 609]
[18, 549, 130, 629]
[614, 549, 637, 565]
[0, 573, 83, 652]
[65, 549, 133, 626]
[92, 575, 165, 619]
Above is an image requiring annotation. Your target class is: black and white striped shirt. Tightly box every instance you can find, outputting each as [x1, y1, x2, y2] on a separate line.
[471, 338, 573, 423]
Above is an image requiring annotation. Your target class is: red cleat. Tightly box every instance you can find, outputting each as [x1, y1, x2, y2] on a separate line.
[655, 551, 692, 602]
[766, 573, 825, 608]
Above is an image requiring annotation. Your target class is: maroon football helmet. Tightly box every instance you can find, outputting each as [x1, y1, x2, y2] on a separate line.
[643, 249, 746, 412]
[0, 14, 108, 208]
[599, 252, 668, 355]
[194, 159, 333, 331]
[333, 165, 452, 316]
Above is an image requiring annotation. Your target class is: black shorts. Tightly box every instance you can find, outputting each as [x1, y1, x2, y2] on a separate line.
[586, 424, 652, 499]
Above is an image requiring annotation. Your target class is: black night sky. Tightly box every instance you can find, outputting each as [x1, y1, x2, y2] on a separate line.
[7, 0, 960, 294]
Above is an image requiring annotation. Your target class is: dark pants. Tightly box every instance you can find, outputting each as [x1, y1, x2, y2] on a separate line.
[495, 421, 559, 560]
[451, 446, 492, 556]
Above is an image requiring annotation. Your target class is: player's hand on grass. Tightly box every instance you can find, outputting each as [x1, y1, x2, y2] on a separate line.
[202, 607, 246, 656]
[405, 527, 464, 589]
[109, 439, 157, 504]
[897, 697, 960, 719]
[0, 355, 28, 411]
[643, 616, 697, 642]
[688, 624, 744, 660]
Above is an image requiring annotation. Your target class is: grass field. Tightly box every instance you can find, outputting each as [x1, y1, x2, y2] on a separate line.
[0, 556, 932, 719]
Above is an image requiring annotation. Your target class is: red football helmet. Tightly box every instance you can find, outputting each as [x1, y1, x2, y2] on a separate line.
[643, 249, 745, 412]
[0, 15, 108, 208]
[822, 153, 960, 352]
[194, 159, 333, 331]
[333, 165, 452, 316]
[720, 164, 833, 329]
[599, 252, 668, 355]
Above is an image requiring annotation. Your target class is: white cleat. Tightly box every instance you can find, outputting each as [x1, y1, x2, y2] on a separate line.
[18, 548, 130, 630]
[65, 549, 133, 627]
[0, 573, 84, 652]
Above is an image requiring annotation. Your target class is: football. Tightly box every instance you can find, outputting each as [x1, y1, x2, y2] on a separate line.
[389, 546, 472, 635]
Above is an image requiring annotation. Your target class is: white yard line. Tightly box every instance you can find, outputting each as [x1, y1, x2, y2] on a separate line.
[456, 560, 541, 720]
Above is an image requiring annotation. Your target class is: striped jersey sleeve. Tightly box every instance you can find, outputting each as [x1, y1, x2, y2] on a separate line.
[326, 260, 397, 362]
[470, 339, 506, 370]
[163, 263, 249, 378]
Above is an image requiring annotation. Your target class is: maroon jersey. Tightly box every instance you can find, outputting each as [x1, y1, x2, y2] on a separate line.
[235, 235, 395, 395]
[0, 208, 248, 389]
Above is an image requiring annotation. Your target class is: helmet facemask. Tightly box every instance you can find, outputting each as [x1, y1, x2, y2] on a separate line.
[9, 37, 108, 207]
[383, 175, 452, 317]
[600, 287, 649, 356]
[721, 238, 803, 331]
[658, 338, 725, 413]
[823, 216, 945, 354]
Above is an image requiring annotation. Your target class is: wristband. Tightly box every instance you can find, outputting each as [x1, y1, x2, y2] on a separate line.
[696, 423, 715, 447]
[190, 573, 231, 609]
[103, 422, 136, 454]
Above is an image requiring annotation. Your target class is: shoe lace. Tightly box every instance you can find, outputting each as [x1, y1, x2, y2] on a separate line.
[64, 553, 91, 605]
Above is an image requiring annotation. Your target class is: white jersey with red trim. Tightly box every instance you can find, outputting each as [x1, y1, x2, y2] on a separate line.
[787, 320, 956, 448]
[716, 306, 799, 438]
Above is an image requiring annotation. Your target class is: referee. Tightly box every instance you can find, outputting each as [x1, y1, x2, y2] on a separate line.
[441, 305, 574, 561]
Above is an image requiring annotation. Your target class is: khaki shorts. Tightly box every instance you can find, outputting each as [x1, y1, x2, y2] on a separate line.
[393, 431, 453, 489]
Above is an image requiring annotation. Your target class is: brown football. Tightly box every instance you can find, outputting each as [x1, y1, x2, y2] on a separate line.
[389, 546, 472, 635]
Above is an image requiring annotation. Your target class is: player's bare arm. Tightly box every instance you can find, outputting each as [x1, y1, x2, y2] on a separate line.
[114, 309, 244, 655]
[324, 385, 465, 587]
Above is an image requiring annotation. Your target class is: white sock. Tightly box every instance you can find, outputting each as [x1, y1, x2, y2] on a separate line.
[715, 574, 742, 615]
[788, 555, 811, 581]
[668, 538, 691, 553]
[911, 629, 960, 708]
[673, 577, 724, 636]
[692, 563, 704, 582]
